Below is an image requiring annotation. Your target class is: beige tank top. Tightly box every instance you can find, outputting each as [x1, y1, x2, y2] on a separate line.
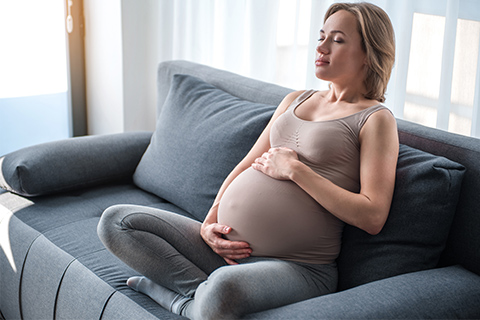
[217, 90, 389, 264]
[272, 89, 388, 192]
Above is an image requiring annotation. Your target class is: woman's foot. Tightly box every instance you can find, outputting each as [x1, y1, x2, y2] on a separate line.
[126, 276, 145, 292]
[126, 276, 191, 314]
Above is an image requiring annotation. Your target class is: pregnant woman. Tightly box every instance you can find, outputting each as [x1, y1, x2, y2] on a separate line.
[98, 2, 399, 319]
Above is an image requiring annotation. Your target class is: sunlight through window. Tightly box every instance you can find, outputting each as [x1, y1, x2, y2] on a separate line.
[0, 0, 68, 98]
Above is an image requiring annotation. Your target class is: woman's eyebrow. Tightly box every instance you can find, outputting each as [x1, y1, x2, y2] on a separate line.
[320, 29, 346, 35]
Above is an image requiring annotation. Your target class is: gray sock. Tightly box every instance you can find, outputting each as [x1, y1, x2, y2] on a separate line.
[127, 276, 192, 314]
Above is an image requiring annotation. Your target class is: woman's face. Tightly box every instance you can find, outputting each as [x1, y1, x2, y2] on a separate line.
[315, 10, 367, 86]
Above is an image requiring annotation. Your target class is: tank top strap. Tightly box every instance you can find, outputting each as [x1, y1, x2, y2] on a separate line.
[287, 89, 317, 110]
[353, 105, 391, 132]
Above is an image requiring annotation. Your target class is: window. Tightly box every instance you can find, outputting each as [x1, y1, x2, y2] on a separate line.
[90, 0, 480, 138]
[0, 0, 72, 156]
[402, 7, 480, 137]
[272, 0, 480, 137]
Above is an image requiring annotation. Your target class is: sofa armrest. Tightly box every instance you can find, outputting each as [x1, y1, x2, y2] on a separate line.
[0, 131, 152, 197]
[245, 265, 480, 319]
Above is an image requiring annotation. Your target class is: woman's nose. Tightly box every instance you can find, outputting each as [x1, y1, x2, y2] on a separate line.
[316, 41, 329, 55]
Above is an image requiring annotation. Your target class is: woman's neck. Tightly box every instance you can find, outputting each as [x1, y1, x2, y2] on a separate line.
[326, 82, 367, 104]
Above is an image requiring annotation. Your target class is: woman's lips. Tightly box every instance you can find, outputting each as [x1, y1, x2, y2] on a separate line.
[315, 58, 329, 66]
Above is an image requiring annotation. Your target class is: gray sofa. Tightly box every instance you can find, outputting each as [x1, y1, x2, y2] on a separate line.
[1, 60, 479, 319]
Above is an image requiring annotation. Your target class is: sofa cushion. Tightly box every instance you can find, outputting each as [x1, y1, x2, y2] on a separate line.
[337, 144, 465, 290]
[133, 74, 275, 221]
[245, 265, 480, 319]
[0, 132, 152, 197]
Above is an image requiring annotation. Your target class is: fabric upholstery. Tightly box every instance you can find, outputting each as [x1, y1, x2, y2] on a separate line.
[0, 183, 186, 320]
[2, 60, 480, 319]
[55, 260, 116, 319]
[0, 204, 41, 320]
[397, 118, 480, 276]
[20, 236, 75, 319]
[101, 293, 167, 320]
[245, 265, 480, 319]
[337, 144, 465, 290]
[0, 132, 151, 197]
[134, 74, 276, 220]
[155, 60, 292, 117]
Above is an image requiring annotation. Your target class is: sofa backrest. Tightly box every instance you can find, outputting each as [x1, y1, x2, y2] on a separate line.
[156, 60, 480, 277]
[157, 60, 293, 115]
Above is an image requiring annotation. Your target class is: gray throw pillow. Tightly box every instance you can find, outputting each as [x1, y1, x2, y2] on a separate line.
[133, 74, 276, 221]
[337, 144, 465, 290]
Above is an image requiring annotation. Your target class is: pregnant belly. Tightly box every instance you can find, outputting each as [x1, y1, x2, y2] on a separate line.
[217, 167, 342, 261]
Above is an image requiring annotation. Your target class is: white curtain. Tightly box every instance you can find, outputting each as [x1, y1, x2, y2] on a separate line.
[151, 0, 480, 137]
[156, 0, 280, 84]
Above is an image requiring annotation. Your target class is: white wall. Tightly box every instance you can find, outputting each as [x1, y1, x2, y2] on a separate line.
[84, 0, 124, 135]
[120, 0, 160, 132]
[83, 0, 159, 135]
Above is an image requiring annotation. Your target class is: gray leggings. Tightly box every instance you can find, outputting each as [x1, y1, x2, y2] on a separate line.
[97, 205, 337, 319]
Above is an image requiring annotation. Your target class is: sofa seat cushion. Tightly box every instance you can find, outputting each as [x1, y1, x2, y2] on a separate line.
[337, 144, 465, 290]
[133, 74, 276, 221]
[245, 265, 480, 319]
[1, 183, 192, 235]
[0, 183, 189, 319]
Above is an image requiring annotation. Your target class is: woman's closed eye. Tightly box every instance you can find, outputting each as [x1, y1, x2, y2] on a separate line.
[317, 37, 344, 44]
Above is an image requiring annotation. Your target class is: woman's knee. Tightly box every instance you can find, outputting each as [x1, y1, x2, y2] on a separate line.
[97, 204, 139, 250]
[191, 267, 245, 319]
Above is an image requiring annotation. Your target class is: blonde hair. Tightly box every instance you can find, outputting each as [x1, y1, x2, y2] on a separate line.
[324, 2, 395, 102]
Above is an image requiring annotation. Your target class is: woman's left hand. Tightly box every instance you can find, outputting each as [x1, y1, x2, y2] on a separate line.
[251, 147, 299, 180]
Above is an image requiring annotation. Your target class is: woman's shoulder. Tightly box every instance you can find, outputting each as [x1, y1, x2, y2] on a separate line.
[360, 104, 397, 137]
[275, 90, 306, 114]
[282, 89, 320, 108]
[283, 90, 307, 102]
[357, 96, 396, 131]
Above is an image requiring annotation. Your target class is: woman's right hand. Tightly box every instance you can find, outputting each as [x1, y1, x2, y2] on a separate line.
[200, 222, 252, 265]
